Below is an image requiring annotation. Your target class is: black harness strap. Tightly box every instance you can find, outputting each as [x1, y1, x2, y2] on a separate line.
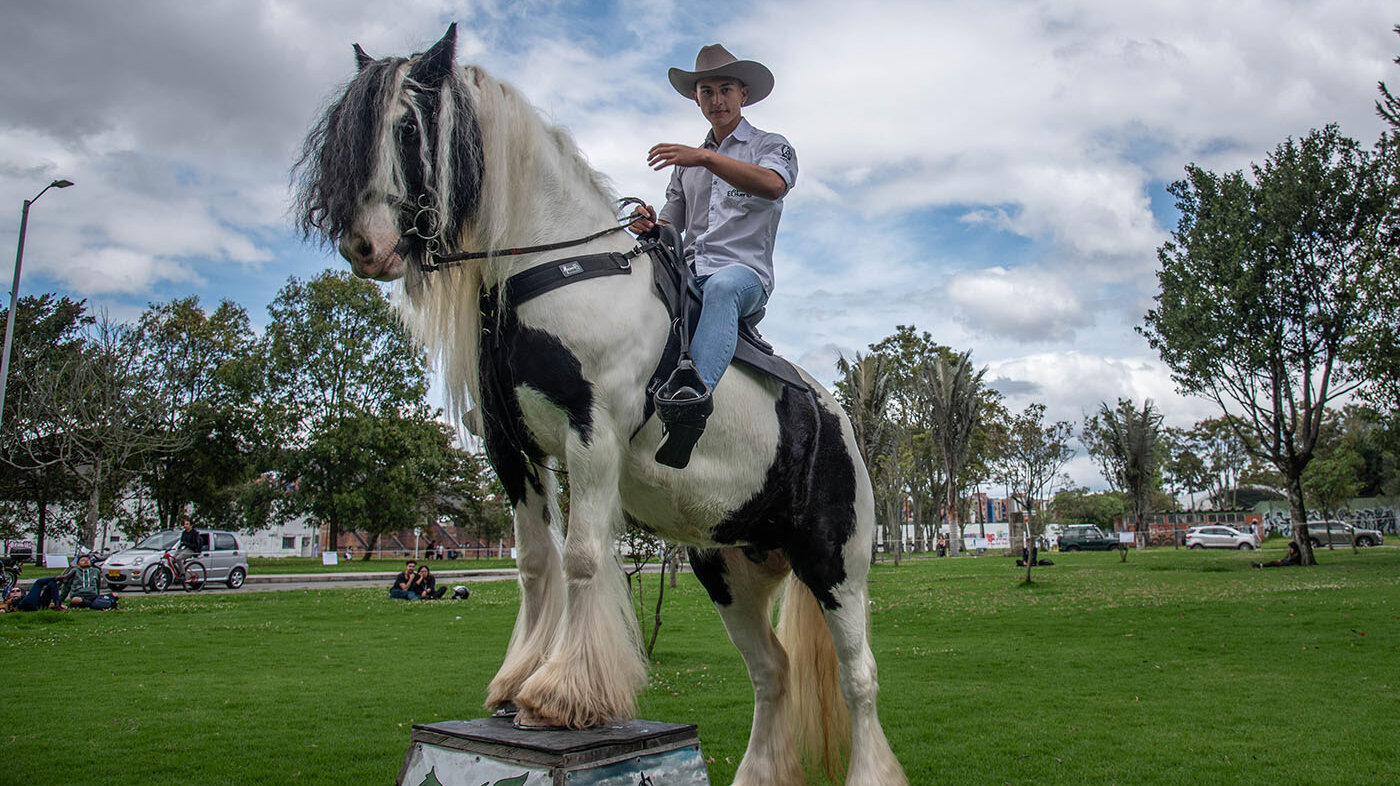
[499, 251, 634, 307]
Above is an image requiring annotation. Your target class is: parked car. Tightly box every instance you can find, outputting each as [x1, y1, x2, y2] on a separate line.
[1185, 525, 1256, 550]
[1057, 525, 1123, 552]
[1303, 521, 1384, 548]
[102, 529, 249, 590]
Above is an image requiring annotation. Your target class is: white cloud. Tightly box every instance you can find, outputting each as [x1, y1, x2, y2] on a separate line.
[946, 266, 1091, 342]
[2, 0, 1393, 492]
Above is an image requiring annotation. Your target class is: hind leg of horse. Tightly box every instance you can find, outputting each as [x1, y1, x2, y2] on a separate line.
[485, 477, 567, 712]
[823, 572, 907, 786]
[514, 434, 646, 729]
[692, 548, 803, 786]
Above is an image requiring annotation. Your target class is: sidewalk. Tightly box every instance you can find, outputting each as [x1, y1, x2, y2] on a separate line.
[245, 567, 519, 586]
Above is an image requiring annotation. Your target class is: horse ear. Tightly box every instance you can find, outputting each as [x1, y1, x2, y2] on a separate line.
[353, 43, 374, 71]
[409, 22, 458, 87]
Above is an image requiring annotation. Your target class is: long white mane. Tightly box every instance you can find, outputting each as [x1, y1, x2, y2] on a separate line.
[400, 65, 620, 431]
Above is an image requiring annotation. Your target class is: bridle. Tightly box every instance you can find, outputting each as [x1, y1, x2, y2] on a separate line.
[393, 188, 648, 273]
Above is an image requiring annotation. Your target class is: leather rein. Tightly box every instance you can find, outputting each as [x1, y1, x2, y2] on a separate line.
[396, 197, 649, 273]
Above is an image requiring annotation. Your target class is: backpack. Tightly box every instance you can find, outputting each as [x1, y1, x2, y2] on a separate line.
[90, 594, 119, 611]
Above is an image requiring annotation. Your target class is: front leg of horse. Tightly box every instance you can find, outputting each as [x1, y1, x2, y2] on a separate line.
[486, 480, 567, 713]
[514, 437, 646, 729]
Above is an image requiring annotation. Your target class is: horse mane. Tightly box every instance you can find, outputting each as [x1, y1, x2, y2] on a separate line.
[400, 65, 619, 432]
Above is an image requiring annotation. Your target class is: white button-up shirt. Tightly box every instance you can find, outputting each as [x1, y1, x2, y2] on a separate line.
[658, 117, 797, 294]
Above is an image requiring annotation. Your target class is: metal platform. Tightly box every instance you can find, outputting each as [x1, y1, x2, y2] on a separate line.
[397, 717, 710, 786]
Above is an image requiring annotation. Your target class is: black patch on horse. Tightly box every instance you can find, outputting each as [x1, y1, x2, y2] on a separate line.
[479, 289, 595, 506]
[708, 388, 857, 610]
[688, 548, 733, 607]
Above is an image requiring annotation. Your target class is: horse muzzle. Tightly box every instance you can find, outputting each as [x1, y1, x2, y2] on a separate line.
[339, 229, 406, 281]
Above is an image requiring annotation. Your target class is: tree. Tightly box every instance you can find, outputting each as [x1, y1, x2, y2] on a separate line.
[1142, 126, 1393, 565]
[294, 410, 453, 552]
[132, 297, 260, 530]
[15, 312, 188, 547]
[262, 271, 430, 546]
[921, 350, 986, 556]
[1160, 426, 1209, 510]
[834, 351, 898, 560]
[1084, 398, 1163, 549]
[1050, 487, 1126, 531]
[0, 295, 91, 554]
[994, 404, 1075, 583]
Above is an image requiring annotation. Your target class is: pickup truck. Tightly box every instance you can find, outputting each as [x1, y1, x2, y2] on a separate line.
[1057, 525, 1124, 552]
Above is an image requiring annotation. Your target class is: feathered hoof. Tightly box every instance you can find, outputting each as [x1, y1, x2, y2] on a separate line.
[513, 660, 638, 730]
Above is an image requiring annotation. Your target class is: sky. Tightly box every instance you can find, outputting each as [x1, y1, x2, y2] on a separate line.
[1, 0, 1395, 490]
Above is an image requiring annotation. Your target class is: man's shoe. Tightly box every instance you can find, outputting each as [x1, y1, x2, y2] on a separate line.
[655, 373, 712, 469]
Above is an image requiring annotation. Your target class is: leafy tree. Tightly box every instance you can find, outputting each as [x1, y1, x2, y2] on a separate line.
[132, 297, 261, 530]
[16, 313, 188, 547]
[262, 271, 430, 546]
[994, 403, 1075, 583]
[0, 295, 91, 554]
[1142, 126, 1393, 564]
[921, 350, 986, 556]
[293, 409, 453, 552]
[834, 351, 899, 560]
[1160, 426, 1210, 510]
[1050, 487, 1126, 531]
[1084, 398, 1163, 549]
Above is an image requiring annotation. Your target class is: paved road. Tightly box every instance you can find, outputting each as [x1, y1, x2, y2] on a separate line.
[17, 564, 673, 595]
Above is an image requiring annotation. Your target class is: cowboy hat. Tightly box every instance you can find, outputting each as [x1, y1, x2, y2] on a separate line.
[668, 44, 774, 106]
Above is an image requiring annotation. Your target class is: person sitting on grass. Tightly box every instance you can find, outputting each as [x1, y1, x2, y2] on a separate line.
[1253, 540, 1303, 569]
[4, 577, 68, 612]
[389, 560, 418, 599]
[411, 565, 447, 600]
[1, 586, 24, 612]
[60, 554, 103, 608]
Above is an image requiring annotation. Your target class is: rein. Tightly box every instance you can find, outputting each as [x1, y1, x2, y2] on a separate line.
[400, 197, 650, 273]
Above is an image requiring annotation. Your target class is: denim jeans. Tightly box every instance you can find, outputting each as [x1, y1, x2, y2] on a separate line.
[19, 577, 64, 611]
[691, 265, 768, 391]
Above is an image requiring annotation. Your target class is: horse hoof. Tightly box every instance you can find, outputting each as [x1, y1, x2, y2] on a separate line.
[491, 702, 519, 718]
[512, 714, 568, 732]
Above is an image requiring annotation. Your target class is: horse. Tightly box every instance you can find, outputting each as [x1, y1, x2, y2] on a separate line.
[294, 24, 907, 786]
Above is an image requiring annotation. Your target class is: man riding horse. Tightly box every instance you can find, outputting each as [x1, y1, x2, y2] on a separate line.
[630, 45, 797, 469]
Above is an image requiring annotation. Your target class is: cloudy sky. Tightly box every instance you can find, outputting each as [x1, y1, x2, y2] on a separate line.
[2, 1, 1395, 488]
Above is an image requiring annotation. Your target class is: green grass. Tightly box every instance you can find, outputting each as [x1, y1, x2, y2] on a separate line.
[2, 544, 1397, 785]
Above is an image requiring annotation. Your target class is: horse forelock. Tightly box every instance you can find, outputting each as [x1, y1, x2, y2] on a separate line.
[293, 57, 406, 245]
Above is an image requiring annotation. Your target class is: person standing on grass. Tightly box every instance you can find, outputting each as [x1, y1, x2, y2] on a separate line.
[628, 43, 797, 468]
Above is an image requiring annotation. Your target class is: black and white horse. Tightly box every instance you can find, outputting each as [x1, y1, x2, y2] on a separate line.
[295, 25, 906, 786]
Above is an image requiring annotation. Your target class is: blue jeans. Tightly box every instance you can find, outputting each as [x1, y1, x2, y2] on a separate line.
[19, 577, 64, 611]
[691, 266, 768, 391]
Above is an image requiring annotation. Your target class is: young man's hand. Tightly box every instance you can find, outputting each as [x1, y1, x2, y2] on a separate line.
[628, 204, 658, 235]
[647, 143, 710, 170]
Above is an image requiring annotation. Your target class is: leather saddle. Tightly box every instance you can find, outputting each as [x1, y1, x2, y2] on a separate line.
[640, 224, 810, 421]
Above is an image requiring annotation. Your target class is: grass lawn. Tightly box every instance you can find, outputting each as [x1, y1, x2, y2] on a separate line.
[2, 542, 1397, 785]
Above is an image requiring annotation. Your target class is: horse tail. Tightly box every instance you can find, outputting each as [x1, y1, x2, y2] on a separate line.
[777, 573, 850, 781]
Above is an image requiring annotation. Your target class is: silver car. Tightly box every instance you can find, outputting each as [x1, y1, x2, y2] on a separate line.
[103, 529, 249, 590]
[1304, 521, 1384, 548]
[1185, 525, 1256, 550]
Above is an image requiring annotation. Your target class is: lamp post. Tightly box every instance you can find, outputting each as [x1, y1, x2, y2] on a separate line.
[0, 178, 75, 436]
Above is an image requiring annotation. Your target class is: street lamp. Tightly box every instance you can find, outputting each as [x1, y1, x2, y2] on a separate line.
[0, 178, 75, 436]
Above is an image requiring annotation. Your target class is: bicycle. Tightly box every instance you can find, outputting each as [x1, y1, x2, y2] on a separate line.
[0, 556, 23, 595]
[144, 550, 206, 593]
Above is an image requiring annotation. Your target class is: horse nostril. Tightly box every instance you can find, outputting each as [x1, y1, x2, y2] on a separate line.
[356, 238, 373, 258]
